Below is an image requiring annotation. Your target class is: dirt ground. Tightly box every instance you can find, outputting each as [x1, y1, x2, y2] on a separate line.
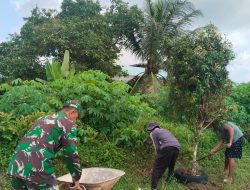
[187, 182, 224, 190]
[245, 184, 250, 190]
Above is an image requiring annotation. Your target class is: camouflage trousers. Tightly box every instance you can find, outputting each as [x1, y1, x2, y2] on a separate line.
[11, 177, 59, 190]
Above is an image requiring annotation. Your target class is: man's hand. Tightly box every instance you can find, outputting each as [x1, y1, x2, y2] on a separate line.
[75, 181, 85, 190]
[70, 181, 82, 190]
[225, 142, 232, 148]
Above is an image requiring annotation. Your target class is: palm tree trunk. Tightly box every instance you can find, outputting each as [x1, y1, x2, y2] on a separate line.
[145, 59, 158, 74]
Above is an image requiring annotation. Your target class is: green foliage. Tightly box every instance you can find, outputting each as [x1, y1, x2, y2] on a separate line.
[0, 112, 45, 143]
[0, 0, 131, 79]
[76, 122, 98, 144]
[139, 0, 201, 73]
[112, 118, 149, 148]
[59, 0, 101, 19]
[129, 73, 165, 94]
[48, 58, 62, 80]
[0, 83, 12, 94]
[20, 0, 121, 76]
[128, 0, 201, 74]
[226, 82, 250, 130]
[166, 24, 235, 124]
[0, 35, 45, 80]
[107, 0, 143, 49]
[141, 86, 171, 116]
[0, 112, 45, 169]
[78, 140, 125, 168]
[48, 70, 155, 133]
[122, 0, 201, 93]
[61, 50, 70, 77]
[0, 85, 51, 116]
[0, 70, 154, 133]
[45, 50, 75, 81]
[0, 112, 17, 142]
[166, 24, 235, 169]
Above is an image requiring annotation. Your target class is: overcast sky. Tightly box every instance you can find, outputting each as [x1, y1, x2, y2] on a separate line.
[0, 0, 249, 83]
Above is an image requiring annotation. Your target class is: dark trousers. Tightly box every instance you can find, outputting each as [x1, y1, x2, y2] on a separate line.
[11, 177, 57, 190]
[151, 146, 179, 189]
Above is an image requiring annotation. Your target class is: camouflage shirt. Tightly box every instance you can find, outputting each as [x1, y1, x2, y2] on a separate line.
[7, 111, 82, 185]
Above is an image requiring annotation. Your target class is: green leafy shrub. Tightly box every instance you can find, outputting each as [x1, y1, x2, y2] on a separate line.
[0, 112, 45, 167]
[226, 82, 250, 130]
[0, 86, 51, 116]
[45, 50, 75, 81]
[47, 70, 155, 133]
[142, 87, 174, 119]
[0, 112, 17, 141]
[0, 112, 45, 142]
[112, 118, 149, 148]
[76, 122, 99, 144]
[0, 70, 154, 133]
[0, 83, 12, 94]
[77, 140, 125, 168]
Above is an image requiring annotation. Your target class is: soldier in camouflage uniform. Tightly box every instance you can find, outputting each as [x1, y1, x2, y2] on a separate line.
[7, 100, 82, 190]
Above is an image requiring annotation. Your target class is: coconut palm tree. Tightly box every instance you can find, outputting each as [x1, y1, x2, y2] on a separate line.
[127, 0, 202, 93]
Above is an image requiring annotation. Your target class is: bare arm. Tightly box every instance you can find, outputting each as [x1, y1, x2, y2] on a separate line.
[224, 123, 234, 148]
[211, 139, 224, 154]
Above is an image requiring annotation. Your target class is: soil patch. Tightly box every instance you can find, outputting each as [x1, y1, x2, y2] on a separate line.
[187, 181, 224, 190]
[245, 184, 250, 190]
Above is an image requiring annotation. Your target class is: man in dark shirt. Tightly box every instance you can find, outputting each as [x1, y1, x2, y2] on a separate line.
[148, 122, 180, 190]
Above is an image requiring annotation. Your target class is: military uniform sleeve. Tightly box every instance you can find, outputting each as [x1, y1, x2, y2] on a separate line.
[61, 123, 82, 181]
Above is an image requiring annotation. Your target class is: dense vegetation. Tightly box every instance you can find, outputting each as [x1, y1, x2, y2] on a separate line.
[166, 24, 235, 174]
[0, 71, 249, 189]
[0, 0, 249, 190]
[0, 0, 143, 80]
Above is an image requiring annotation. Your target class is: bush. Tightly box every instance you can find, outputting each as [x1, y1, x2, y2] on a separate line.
[0, 86, 51, 116]
[226, 82, 250, 130]
[142, 87, 170, 116]
[0, 70, 155, 134]
[112, 117, 149, 148]
[48, 70, 155, 133]
[0, 112, 45, 167]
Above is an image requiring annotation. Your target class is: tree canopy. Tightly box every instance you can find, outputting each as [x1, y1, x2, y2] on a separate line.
[0, 0, 143, 80]
[166, 24, 235, 172]
[167, 24, 235, 124]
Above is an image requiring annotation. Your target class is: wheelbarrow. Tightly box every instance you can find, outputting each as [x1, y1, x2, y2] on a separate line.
[57, 167, 125, 190]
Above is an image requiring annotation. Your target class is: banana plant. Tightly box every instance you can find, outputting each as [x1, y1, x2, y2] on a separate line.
[45, 50, 75, 81]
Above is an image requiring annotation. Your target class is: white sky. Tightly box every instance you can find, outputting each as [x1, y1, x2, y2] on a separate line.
[1, 0, 250, 83]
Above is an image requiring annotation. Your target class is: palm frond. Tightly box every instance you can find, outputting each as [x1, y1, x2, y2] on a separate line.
[176, 9, 202, 28]
[125, 0, 202, 93]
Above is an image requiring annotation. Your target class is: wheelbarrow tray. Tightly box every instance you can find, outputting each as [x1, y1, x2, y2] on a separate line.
[57, 167, 125, 190]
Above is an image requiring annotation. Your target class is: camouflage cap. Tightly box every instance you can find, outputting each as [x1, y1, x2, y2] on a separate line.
[63, 100, 81, 112]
